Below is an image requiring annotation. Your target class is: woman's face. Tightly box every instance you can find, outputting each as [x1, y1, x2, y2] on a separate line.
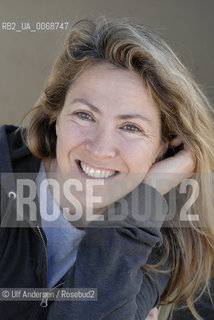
[51, 62, 165, 211]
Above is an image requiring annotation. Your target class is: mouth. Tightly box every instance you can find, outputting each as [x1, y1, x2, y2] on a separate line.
[76, 160, 119, 179]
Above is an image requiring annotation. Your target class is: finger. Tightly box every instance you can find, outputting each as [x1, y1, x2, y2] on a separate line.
[173, 147, 196, 174]
[183, 142, 192, 152]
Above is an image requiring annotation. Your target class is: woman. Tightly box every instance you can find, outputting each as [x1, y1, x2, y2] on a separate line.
[0, 16, 213, 319]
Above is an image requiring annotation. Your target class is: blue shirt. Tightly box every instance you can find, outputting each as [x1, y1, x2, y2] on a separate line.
[36, 161, 85, 288]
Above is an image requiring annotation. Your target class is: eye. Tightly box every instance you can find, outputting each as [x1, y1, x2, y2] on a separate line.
[121, 123, 143, 134]
[74, 111, 95, 121]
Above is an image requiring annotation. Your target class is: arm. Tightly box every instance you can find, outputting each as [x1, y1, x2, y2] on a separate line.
[47, 136, 195, 320]
[47, 183, 171, 320]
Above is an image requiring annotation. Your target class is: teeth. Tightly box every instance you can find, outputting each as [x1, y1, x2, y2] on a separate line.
[104, 172, 109, 178]
[89, 168, 94, 175]
[94, 170, 101, 178]
[80, 161, 116, 179]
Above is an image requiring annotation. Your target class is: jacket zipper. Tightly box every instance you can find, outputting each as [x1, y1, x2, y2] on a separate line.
[40, 281, 65, 308]
[37, 225, 48, 280]
[36, 225, 49, 307]
[37, 226, 65, 308]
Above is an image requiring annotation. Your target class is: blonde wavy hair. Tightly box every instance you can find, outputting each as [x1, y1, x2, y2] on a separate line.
[21, 16, 214, 319]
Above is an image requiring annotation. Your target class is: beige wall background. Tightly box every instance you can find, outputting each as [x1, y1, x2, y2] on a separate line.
[0, 0, 213, 125]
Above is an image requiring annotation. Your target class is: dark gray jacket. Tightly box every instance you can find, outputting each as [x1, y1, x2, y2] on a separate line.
[0, 124, 171, 320]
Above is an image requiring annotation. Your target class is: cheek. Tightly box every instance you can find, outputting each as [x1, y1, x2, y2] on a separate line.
[57, 122, 86, 148]
[55, 123, 85, 163]
[121, 142, 156, 174]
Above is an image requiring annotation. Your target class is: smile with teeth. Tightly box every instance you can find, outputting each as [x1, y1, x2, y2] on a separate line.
[79, 161, 118, 178]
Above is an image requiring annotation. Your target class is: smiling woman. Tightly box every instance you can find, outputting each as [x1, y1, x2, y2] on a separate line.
[43, 62, 165, 210]
[0, 16, 214, 320]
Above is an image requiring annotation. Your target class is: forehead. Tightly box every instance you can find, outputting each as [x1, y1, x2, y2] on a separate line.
[65, 62, 160, 122]
[70, 62, 146, 93]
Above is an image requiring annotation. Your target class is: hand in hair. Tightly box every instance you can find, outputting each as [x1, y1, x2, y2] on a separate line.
[143, 136, 196, 195]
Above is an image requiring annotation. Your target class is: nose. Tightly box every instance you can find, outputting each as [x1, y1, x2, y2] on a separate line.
[84, 129, 118, 159]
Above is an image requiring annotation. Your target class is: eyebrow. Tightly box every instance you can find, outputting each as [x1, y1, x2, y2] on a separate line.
[70, 98, 152, 124]
[71, 98, 101, 114]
